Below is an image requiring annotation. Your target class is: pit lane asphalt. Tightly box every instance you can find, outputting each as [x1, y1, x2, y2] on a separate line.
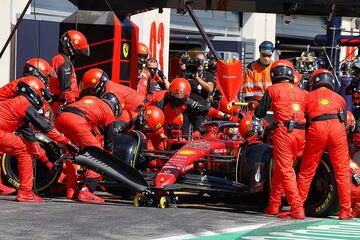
[0, 194, 320, 240]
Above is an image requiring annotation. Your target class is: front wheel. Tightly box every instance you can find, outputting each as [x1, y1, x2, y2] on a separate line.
[1, 135, 62, 193]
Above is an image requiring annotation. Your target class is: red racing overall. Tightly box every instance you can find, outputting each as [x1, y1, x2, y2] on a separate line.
[0, 96, 70, 193]
[0, 78, 55, 195]
[0, 78, 19, 101]
[55, 96, 116, 193]
[115, 108, 166, 152]
[50, 54, 79, 114]
[105, 81, 145, 112]
[0, 78, 50, 164]
[255, 82, 307, 216]
[297, 87, 351, 218]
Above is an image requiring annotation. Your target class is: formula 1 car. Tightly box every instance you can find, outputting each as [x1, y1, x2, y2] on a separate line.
[0, 119, 339, 217]
[127, 118, 339, 217]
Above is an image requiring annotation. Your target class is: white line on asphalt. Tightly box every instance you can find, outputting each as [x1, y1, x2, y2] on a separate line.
[287, 229, 355, 238]
[244, 236, 323, 240]
[298, 229, 360, 236]
[307, 225, 360, 231]
[307, 226, 360, 233]
[269, 231, 338, 240]
[340, 221, 360, 226]
[151, 223, 268, 240]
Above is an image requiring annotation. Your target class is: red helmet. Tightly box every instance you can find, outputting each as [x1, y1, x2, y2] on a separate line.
[239, 115, 263, 139]
[61, 30, 90, 57]
[101, 92, 123, 117]
[309, 69, 335, 91]
[144, 106, 165, 132]
[80, 68, 109, 96]
[168, 113, 184, 130]
[294, 70, 302, 86]
[23, 58, 56, 86]
[169, 78, 191, 100]
[17, 76, 47, 110]
[270, 59, 295, 84]
[219, 98, 240, 115]
[346, 111, 356, 134]
[138, 43, 149, 56]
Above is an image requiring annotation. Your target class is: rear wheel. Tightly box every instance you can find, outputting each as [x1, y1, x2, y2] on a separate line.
[304, 154, 338, 217]
[1, 138, 62, 193]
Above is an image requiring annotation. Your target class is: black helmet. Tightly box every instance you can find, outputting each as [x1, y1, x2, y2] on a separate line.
[101, 92, 123, 117]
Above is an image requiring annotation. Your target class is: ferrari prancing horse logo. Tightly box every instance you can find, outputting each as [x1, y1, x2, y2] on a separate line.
[123, 43, 129, 58]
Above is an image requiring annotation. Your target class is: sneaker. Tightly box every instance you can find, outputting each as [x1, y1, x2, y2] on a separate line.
[278, 208, 305, 219]
[265, 204, 281, 215]
[16, 190, 43, 203]
[339, 212, 353, 220]
[66, 187, 77, 200]
[353, 203, 360, 218]
[78, 186, 104, 204]
[0, 184, 16, 195]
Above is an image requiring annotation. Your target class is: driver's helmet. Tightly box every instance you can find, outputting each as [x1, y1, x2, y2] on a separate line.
[223, 126, 240, 140]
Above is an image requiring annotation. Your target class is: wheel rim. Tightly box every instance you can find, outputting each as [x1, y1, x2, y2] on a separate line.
[159, 196, 167, 208]
[2, 153, 61, 191]
[134, 193, 142, 207]
[304, 159, 337, 216]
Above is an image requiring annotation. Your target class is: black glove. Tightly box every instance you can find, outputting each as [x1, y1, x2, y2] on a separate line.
[66, 141, 79, 155]
[51, 161, 62, 172]
[157, 70, 166, 80]
[247, 101, 259, 110]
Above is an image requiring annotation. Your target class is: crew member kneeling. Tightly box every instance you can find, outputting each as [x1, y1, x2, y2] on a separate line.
[297, 69, 352, 220]
[254, 60, 307, 219]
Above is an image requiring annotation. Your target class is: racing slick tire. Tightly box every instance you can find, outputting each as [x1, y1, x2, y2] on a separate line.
[105, 131, 147, 196]
[1, 134, 62, 193]
[238, 143, 273, 209]
[303, 153, 339, 217]
[112, 130, 146, 169]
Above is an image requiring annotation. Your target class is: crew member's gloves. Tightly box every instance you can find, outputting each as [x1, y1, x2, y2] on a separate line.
[157, 70, 166, 81]
[160, 132, 167, 141]
[51, 161, 62, 172]
[248, 101, 259, 110]
[65, 141, 79, 155]
[224, 114, 241, 123]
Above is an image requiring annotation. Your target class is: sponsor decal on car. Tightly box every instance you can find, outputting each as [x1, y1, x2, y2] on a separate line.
[178, 150, 195, 155]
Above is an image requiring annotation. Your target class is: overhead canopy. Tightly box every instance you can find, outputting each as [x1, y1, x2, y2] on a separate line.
[69, 0, 360, 17]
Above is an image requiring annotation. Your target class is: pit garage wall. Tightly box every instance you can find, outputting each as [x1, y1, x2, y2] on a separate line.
[130, 9, 171, 76]
[0, 0, 30, 86]
[340, 17, 358, 61]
